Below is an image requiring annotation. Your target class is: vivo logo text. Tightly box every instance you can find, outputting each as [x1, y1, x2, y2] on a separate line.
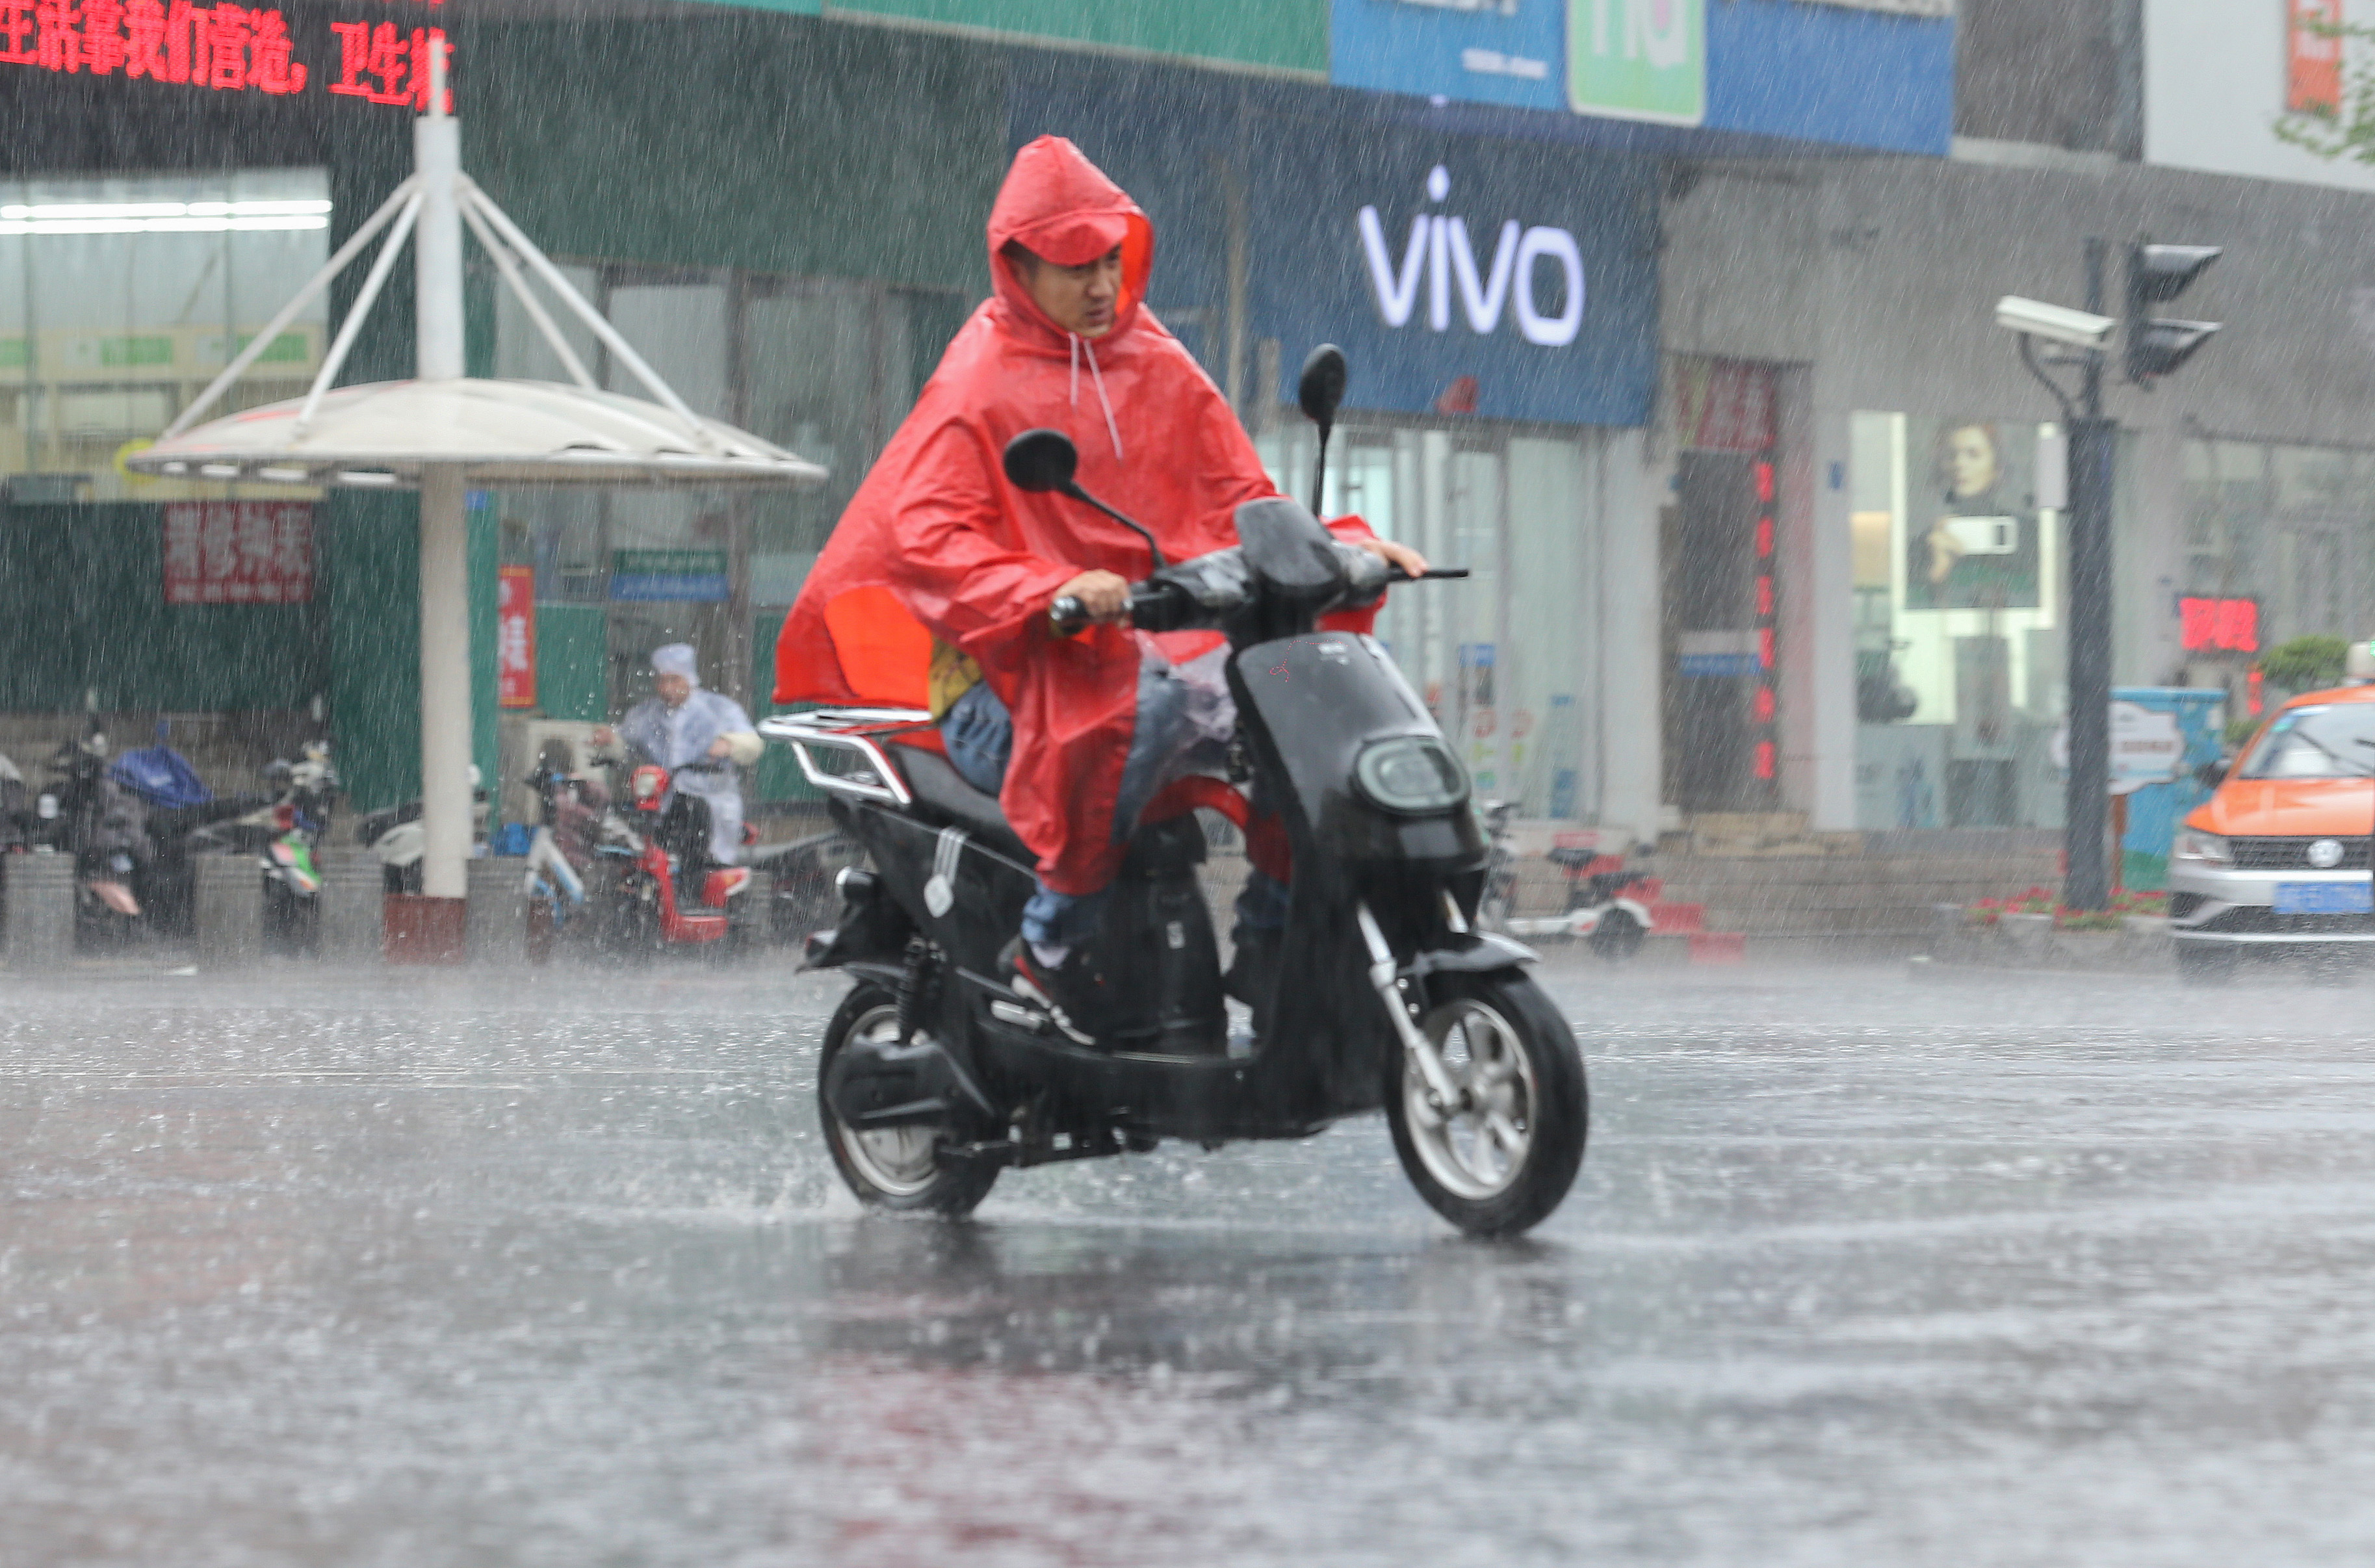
[1357, 166, 1584, 348]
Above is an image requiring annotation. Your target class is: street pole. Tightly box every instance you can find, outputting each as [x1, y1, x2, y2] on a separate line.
[414, 40, 473, 919]
[2062, 239, 2114, 911]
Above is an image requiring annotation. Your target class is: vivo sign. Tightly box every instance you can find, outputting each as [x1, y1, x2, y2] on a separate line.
[1356, 166, 1584, 347]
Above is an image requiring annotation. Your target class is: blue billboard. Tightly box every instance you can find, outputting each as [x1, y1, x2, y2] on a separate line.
[1330, 0, 1953, 157]
[1329, 0, 1568, 114]
[1244, 131, 1657, 428]
[1007, 62, 1659, 429]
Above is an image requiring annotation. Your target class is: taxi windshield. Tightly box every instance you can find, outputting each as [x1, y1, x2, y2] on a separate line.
[2238, 703, 2375, 779]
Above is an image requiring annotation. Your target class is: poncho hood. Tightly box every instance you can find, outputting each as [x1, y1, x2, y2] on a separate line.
[986, 135, 1156, 350]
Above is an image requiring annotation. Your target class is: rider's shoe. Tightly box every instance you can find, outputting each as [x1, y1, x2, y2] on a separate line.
[1223, 927, 1280, 1035]
[1001, 936, 1108, 1047]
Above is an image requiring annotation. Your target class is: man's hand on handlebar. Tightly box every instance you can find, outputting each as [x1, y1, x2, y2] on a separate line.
[1355, 536, 1430, 579]
[1053, 569, 1132, 625]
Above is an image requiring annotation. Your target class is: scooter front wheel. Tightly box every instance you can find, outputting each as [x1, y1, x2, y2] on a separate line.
[818, 984, 998, 1217]
[1385, 971, 1586, 1239]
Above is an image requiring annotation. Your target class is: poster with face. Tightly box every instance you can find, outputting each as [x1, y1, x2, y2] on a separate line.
[1903, 418, 2042, 611]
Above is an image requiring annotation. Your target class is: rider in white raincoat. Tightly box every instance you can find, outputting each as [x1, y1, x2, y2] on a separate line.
[595, 644, 764, 866]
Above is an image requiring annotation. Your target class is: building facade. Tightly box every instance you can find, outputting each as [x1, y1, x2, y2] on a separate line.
[8, 0, 2370, 864]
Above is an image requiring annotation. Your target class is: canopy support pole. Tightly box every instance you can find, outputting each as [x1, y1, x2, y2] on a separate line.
[293, 192, 422, 437]
[417, 463, 474, 904]
[458, 197, 597, 391]
[159, 175, 420, 441]
[457, 179, 719, 452]
[414, 38, 475, 921]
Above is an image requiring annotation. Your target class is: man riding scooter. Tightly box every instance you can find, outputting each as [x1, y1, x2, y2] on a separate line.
[775, 135, 1424, 1040]
[592, 643, 765, 897]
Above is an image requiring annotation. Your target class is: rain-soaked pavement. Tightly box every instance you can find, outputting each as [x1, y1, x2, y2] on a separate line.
[8, 953, 2375, 1565]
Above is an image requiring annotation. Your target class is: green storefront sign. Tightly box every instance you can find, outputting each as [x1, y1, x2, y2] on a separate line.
[675, 0, 1327, 74]
[1566, 0, 1705, 126]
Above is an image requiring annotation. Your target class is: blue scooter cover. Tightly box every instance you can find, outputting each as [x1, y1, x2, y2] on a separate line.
[108, 746, 213, 809]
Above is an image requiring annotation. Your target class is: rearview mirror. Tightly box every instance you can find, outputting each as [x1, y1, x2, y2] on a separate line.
[1002, 428, 1078, 495]
[2194, 758, 2229, 790]
[1297, 343, 1347, 433]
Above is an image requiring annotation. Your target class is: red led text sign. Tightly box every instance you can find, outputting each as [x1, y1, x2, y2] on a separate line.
[2178, 595, 2259, 654]
[163, 500, 313, 604]
[3, 3, 445, 108]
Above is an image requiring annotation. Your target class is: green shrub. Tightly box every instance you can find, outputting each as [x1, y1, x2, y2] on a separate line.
[2261, 634, 2352, 695]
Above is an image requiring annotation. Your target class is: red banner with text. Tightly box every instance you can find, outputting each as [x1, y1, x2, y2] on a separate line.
[162, 500, 312, 604]
[497, 564, 537, 709]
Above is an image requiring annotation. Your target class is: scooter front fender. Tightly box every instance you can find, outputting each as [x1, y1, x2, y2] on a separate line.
[1230, 632, 1485, 873]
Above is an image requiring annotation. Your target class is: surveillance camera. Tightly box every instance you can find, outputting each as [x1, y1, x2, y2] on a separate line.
[1995, 295, 2116, 351]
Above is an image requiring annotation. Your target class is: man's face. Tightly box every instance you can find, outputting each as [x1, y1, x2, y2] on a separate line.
[1017, 246, 1123, 339]
[655, 672, 693, 707]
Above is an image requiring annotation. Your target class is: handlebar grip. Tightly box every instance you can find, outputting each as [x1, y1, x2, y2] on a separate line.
[1050, 595, 1090, 636]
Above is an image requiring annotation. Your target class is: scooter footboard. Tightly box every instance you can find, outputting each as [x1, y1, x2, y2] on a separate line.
[960, 967, 1334, 1140]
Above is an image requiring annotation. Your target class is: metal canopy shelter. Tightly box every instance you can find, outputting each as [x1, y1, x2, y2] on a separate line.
[129, 46, 825, 941]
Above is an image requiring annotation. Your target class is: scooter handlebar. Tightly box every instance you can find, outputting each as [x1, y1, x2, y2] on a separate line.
[1048, 556, 1466, 636]
[1048, 582, 1189, 637]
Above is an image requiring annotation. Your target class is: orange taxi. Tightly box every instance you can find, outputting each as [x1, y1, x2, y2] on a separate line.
[2171, 682, 2375, 981]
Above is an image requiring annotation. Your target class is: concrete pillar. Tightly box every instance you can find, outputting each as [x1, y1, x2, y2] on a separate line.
[465, 855, 523, 964]
[2, 855, 74, 970]
[1598, 426, 1663, 843]
[320, 860, 384, 961]
[193, 855, 264, 966]
[1792, 387, 1859, 830]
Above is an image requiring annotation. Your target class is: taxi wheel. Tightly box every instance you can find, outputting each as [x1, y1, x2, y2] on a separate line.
[2174, 944, 2236, 986]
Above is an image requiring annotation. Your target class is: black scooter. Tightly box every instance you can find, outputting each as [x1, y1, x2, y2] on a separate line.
[775, 348, 1586, 1237]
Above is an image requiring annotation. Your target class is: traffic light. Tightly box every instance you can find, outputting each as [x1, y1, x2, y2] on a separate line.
[2124, 239, 2222, 384]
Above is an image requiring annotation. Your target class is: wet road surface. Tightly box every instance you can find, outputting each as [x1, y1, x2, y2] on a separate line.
[8, 957, 2375, 1565]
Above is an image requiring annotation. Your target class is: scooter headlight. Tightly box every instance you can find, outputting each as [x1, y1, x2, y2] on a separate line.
[1354, 735, 1469, 815]
[631, 765, 666, 804]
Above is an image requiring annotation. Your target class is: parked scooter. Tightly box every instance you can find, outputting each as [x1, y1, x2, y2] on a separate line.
[773, 348, 1587, 1238]
[1477, 801, 1655, 960]
[37, 728, 251, 946]
[190, 742, 339, 953]
[355, 769, 489, 892]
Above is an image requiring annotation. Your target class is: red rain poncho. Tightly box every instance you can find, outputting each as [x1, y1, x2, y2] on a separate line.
[775, 136, 1370, 895]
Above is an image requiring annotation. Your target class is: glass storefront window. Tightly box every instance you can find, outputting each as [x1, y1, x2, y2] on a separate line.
[1258, 415, 1607, 821]
[2180, 436, 2375, 658]
[0, 168, 331, 502]
[492, 264, 946, 719]
[1850, 410, 2065, 829]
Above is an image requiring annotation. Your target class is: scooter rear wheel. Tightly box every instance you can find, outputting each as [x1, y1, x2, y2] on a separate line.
[1385, 971, 1587, 1239]
[818, 984, 998, 1217]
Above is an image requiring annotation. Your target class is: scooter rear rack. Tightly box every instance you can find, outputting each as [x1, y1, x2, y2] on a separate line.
[758, 708, 932, 806]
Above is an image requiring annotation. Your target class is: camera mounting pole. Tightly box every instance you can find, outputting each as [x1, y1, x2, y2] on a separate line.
[2063, 238, 2116, 912]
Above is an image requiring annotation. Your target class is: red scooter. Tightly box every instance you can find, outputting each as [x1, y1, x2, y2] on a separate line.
[616, 756, 751, 949]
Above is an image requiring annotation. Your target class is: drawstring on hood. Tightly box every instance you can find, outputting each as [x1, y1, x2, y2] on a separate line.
[1068, 333, 1124, 461]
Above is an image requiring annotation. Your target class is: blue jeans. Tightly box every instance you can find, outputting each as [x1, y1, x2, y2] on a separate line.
[939, 678, 1288, 951]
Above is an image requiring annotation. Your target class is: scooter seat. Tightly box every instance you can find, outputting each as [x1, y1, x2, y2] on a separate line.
[885, 742, 1032, 863]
